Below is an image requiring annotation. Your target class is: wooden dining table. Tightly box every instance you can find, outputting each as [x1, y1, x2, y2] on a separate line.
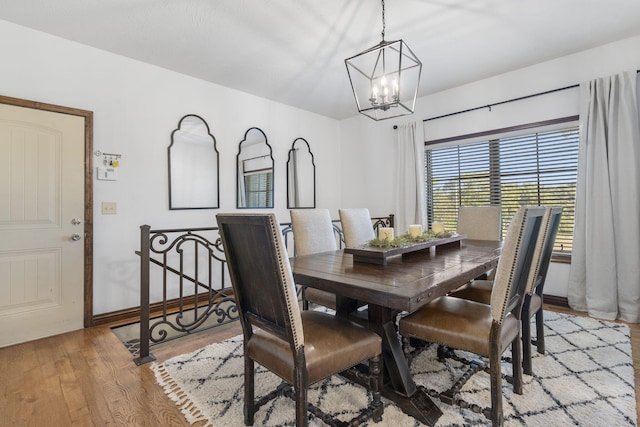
[290, 239, 502, 426]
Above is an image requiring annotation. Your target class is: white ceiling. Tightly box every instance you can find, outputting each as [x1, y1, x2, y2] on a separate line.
[2, 0, 640, 120]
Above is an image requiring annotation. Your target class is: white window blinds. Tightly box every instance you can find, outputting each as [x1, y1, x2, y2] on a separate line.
[426, 125, 579, 253]
[244, 170, 273, 208]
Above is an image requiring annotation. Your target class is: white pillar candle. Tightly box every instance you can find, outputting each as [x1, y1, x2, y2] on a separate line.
[408, 224, 423, 237]
[431, 222, 445, 234]
[378, 227, 394, 241]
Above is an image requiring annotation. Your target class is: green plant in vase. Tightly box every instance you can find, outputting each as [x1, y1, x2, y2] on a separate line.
[368, 230, 452, 248]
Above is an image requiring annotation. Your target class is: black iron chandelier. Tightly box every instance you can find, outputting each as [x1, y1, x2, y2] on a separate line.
[345, 0, 422, 121]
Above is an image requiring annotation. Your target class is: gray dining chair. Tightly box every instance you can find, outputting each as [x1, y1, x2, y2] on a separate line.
[216, 212, 384, 427]
[399, 206, 545, 426]
[456, 206, 502, 241]
[339, 208, 376, 248]
[290, 209, 339, 310]
[457, 205, 502, 280]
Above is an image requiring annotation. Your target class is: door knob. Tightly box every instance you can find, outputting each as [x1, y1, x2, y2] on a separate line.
[71, 233, 82, 241]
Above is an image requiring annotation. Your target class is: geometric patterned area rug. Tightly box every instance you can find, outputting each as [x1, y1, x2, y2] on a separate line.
[151, 311, 636, 426]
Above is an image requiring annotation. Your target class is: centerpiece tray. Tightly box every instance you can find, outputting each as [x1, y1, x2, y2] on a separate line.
[344, 233, 467, 265]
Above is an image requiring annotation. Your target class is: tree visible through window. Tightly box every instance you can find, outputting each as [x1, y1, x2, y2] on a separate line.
[425, 124, 579, 253]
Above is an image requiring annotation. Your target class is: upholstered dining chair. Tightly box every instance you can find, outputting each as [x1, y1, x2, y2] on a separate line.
[456, 206, 502, 240]
[398, 206, 545, 426]
[339, 208, 376, 248]
[216, 213, 384, 427]
[456, 205, 502, 280]
[451, 206, 562, 375]
[523, 206, 562, 371]
[290, 209, 338, 310]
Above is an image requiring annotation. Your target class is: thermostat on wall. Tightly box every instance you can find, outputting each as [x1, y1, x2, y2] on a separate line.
[97, 166, 118, 181]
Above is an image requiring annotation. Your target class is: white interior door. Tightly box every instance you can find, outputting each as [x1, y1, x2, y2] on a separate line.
[0, 103, 85, 347]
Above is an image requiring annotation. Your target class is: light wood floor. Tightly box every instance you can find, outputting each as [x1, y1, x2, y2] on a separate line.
[1, 305, 638, 426]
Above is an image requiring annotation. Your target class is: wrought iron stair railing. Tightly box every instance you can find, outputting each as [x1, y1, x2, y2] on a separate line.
[134, 215, 393, 365]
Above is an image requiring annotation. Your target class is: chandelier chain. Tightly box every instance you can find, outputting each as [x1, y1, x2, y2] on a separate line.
[381, 0, 386, 40]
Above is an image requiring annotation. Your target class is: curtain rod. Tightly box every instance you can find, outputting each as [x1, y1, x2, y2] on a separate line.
[422, 69, 640, 124]
[422, 84, 578, 122]
[390, 69, 640, 128]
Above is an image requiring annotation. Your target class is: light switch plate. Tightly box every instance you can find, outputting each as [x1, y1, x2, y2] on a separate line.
[102, 202, 117, 215]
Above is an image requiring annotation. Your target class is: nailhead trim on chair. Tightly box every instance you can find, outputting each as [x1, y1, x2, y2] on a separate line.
[490, 208, 526, 323]
[268, 213, 304, 350]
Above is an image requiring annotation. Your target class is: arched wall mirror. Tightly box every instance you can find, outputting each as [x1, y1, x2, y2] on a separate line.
[168, 114, 219, 209]
[287, 138, 316, 209]
[236, 127, 274, 209]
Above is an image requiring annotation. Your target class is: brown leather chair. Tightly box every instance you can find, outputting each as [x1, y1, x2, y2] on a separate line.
[216, 213, 384, 427]
[523, 207, 562, 369]
[451, 206, 562, 375]
[399, 206, 545, 426]
[290, 209, 338, 310]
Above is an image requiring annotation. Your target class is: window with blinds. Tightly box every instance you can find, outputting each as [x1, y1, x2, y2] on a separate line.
[244, 170, 273, 208]
[425, 125, 579, 253]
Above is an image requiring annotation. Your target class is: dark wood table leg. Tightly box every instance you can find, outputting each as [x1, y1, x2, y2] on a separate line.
[367, 304, 443, 425]
[335, 295, 360, 318]
[335, 298, 442, 425]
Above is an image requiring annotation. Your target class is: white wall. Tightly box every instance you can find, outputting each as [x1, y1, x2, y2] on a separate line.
[4, 16, 640, 313]
[0, 19, 343, 314]
[339, 35, 640, 297]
